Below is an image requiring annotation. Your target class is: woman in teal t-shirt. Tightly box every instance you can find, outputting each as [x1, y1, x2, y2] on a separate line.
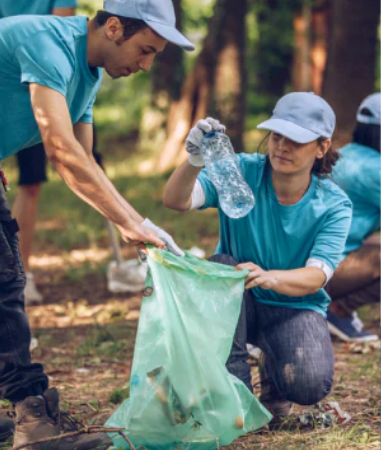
[163, 92, 352, 420]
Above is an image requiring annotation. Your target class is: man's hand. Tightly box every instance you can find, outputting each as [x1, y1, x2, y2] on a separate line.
[235, 262, 279, 290]
[142, 219, 185, 256]
[117, 221, 166, 249]
[186, 117, 226, 167]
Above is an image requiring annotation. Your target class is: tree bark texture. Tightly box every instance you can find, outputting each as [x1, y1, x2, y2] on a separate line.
[154, 0, 248, 173]
[322, 0, 380, 137]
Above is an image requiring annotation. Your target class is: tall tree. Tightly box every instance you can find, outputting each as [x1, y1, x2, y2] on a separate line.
[292, 3, 312, 91]
[322, 0, 380, 137]
[310, 0, 331, 95]
[154, 0, 248, 173]
[292, 0, 332, 94]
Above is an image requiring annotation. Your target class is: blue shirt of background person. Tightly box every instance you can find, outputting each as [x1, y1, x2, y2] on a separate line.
[333, 93, 381, 256]
[0, 15, 102, 160]
[198, 152, 352, 317]
[0, 0, 77, 17]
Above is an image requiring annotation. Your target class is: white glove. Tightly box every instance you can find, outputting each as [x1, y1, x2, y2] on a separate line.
[142, 219, 185, 257]
[186, 117, 226, 167]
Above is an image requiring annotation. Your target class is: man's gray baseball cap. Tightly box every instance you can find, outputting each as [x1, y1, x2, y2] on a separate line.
[103, 0, 195, 51]
[356, 93, 380, 125]
[257, 92, 336, 144]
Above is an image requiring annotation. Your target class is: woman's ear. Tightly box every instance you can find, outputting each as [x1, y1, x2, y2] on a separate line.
[316, 139, 331, 160]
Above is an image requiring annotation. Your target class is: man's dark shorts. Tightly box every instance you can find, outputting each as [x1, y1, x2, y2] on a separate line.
[17, 143, 47, 186]
[16, 126, 103, 186]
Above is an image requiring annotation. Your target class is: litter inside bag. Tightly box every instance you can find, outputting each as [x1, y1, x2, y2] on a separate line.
[106, 248, 271, 449]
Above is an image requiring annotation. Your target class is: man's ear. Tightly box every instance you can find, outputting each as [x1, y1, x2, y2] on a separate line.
[104, 17, 124, 42]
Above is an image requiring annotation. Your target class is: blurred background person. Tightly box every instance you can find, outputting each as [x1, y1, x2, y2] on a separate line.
[325, 93, 380, 343]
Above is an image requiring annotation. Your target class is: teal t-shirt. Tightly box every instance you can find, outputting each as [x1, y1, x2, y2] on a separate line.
[0, 15, 102, 160]
[333, 143, 380, 255]
[0, 0, 77, 17]
[198, 153, 352, 316]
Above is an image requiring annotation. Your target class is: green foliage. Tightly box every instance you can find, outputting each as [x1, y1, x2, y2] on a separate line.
[109, 385, 130, 405]
[246, 0, 306, 119]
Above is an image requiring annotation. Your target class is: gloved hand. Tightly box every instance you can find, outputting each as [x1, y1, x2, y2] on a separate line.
[186, 117, 226, 167]
[142, 219, 185, 257]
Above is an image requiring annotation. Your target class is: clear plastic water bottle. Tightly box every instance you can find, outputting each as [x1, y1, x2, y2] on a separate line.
[201, 131, 255, 219]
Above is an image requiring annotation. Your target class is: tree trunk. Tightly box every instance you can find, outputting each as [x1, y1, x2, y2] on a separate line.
[153, 0, 248, 173]
[139, 0, 184, 159]
[211, 0, 247, 151]
[322, 0, 380, 138]
[292, 4, 312, 91]
[310, 0, 331, 95]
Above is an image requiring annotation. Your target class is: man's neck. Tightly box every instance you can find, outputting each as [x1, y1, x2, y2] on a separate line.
[271, 170, 311, 205]
[87, 20, 104, 68]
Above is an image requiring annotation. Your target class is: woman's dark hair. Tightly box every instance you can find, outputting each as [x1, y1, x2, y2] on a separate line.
[311, 138, 340, 176]
[258, 132, 340, 177]
[353, 122, 380, 153]
[94, 10, 148, 40]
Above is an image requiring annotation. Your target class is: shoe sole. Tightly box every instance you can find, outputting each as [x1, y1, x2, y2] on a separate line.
[327, 322, 379, 343]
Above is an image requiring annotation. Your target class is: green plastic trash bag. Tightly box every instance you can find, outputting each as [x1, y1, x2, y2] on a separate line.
[106, 248, 271, 449]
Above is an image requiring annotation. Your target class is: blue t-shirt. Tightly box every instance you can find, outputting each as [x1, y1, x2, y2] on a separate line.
[198, 153, 352, 316]
[0, 15, 102, 160]
[333, 143, 380, 255]
[0, 0, 77, 17]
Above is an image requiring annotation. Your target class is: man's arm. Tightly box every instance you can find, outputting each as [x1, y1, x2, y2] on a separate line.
[31, 84, 164, 248]
[51, 7, 76, 17]
[73, 121, 146, 224]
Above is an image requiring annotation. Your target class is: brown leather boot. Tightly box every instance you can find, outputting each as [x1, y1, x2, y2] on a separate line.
[13, 388, 112, 450]
[259, 353, 293, 419]
[0, 409, 14, 442]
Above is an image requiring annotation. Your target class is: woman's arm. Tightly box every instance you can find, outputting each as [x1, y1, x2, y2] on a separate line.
[235, 263, 326, 297]
[163, 160, 203, 211]
[164, 117, 225, 211]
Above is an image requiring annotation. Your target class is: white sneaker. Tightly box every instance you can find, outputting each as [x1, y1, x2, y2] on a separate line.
[25, 273, 43, 305]
[107, 259, 148, 293]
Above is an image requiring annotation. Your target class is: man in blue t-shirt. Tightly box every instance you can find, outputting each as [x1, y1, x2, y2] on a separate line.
[0, 0, 78, 306]
[0, 0, 194, 447]
[325, 93, 380, 343]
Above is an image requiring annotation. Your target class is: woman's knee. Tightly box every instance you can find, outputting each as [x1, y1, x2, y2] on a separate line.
[281, 368, 334, 406]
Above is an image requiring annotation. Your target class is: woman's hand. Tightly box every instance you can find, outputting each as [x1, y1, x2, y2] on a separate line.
[235, 262, 279, 290]
[186, 117, 226, 167]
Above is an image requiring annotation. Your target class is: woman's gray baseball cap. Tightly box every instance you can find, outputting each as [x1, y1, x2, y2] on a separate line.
[103, 0, 195, 51]
[356, 93, 380, 125]
[257, 92, 336, 144]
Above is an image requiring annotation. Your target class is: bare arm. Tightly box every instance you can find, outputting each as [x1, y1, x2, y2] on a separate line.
[73, 122, 145, 224]
[31, 84, 164, 248]
[163, 160, 203, 211]
[235, 263, 326, 297]
[51, 7, 76, 16]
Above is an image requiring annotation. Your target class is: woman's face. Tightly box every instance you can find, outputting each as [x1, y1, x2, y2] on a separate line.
[268, 132, 329, 176]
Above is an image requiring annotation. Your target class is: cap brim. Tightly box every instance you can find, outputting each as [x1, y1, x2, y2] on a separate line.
[145, 20, 195, 51]
[257, 118, 320, 144]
